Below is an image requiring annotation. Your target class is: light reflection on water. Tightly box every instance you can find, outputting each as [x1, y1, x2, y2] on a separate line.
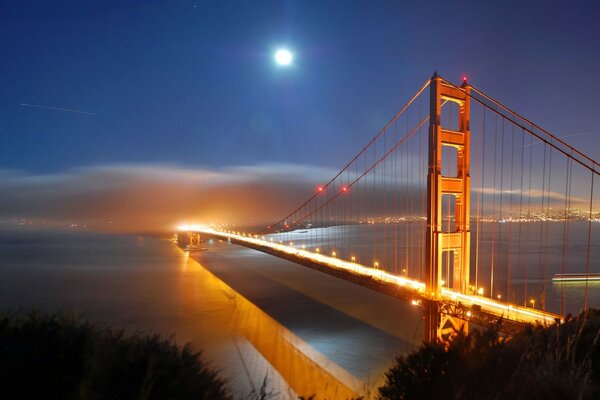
[5, 226, 593, 397]
[0, 229, 423, 398]
[181, 248, 362, 399]
[194, 241, 422, 384]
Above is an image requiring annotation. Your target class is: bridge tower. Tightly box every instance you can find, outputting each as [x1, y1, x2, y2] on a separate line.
[425, 74, 471, 343]
[189, 232, 201, 251]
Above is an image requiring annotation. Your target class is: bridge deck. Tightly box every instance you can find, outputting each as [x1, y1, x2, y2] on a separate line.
[183, 227, 561, 332]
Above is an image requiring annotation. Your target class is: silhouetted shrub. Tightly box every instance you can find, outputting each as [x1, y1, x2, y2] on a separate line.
[379, 309, 600, 400]
[0, 311, 231, 399]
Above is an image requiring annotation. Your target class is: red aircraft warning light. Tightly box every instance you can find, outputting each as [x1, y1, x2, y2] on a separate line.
[342, 187, 348, 192]
[317, 186, 324, 192]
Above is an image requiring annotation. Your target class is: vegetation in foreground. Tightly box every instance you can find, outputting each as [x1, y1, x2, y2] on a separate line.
[378, 309, 600, 400]
[0, 311, 231, 399]
[4, 309, 600, 400]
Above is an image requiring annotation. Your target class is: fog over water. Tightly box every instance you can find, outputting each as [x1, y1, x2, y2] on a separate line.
[0, 164, 333, 232]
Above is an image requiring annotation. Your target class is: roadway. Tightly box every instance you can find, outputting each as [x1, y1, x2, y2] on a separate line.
[179, 225, 562, 331]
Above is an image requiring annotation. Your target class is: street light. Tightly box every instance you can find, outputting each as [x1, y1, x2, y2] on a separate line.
[530, 299, 536, 309]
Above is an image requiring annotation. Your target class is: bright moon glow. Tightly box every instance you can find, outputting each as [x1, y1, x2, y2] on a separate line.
[274, 49, 293, 66]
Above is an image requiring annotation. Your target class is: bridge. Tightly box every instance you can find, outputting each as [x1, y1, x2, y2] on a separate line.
[179, 73, 600, 342]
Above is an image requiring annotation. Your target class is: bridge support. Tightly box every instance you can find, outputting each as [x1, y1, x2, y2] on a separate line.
[181, 232, 201, 251]
[190, 232, 201, 251]
[425, 74, 471, 342]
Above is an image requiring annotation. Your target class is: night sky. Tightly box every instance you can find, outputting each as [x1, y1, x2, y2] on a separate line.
[1, 1, 600, 230]
[3, 0, 600, 172]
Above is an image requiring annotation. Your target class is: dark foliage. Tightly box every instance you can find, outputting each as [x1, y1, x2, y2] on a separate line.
[0, 311, 231, 400]
[379, 309, 600, 400]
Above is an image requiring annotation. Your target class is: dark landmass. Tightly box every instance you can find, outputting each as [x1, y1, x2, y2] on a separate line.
[379, 309, 600, 400]
[3, 309, 600, 399]
[0, 311, 231, 399]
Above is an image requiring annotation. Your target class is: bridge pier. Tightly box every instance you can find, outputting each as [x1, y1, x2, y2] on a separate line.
[423, 299, 439, 344]
[177, 231, 201, 251]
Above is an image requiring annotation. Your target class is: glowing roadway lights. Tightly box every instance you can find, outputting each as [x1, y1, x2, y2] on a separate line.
[178, 225, 561, 326]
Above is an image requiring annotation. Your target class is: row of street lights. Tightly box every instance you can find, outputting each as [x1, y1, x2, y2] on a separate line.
[260, 235, 542, 310]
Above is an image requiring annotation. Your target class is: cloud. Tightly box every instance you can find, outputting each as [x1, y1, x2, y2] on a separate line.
[473, 187, 587, 205]
[0, 163, 336, 233]
[2, 163, 589, 234]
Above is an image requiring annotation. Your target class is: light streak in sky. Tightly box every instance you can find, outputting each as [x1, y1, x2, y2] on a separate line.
[20, 103, 96, 115]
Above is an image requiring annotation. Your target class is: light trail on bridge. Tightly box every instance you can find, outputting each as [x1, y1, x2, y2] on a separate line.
[178, 74, 600, 341]
[179, 225, 560, 327]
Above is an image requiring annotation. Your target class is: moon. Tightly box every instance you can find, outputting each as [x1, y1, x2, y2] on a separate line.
[274, 49, 293, 66]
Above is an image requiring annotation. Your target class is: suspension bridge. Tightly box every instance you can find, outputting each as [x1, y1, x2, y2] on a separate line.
[179, 73, 600, 342]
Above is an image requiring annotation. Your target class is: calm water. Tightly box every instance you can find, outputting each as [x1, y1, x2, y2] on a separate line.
[3, 225, 596, 397]
[0, 228, 422, 399]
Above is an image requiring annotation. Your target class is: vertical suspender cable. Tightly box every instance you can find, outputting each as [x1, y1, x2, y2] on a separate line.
[524, 134, 534, 306]
[507, 123, 515, 301]
[543, 147, 553, 311]
[476, 107, 486, 292]
[517, 128, 525, 306]
[498, 117, 506, 299]
[538, 144, 547, 309]
[584, 172, 594, 311]
[490, 114, 498, 297]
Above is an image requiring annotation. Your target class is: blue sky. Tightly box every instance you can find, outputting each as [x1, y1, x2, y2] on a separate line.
[1, 1, 600, 230]
[2, 0, 600, 173]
